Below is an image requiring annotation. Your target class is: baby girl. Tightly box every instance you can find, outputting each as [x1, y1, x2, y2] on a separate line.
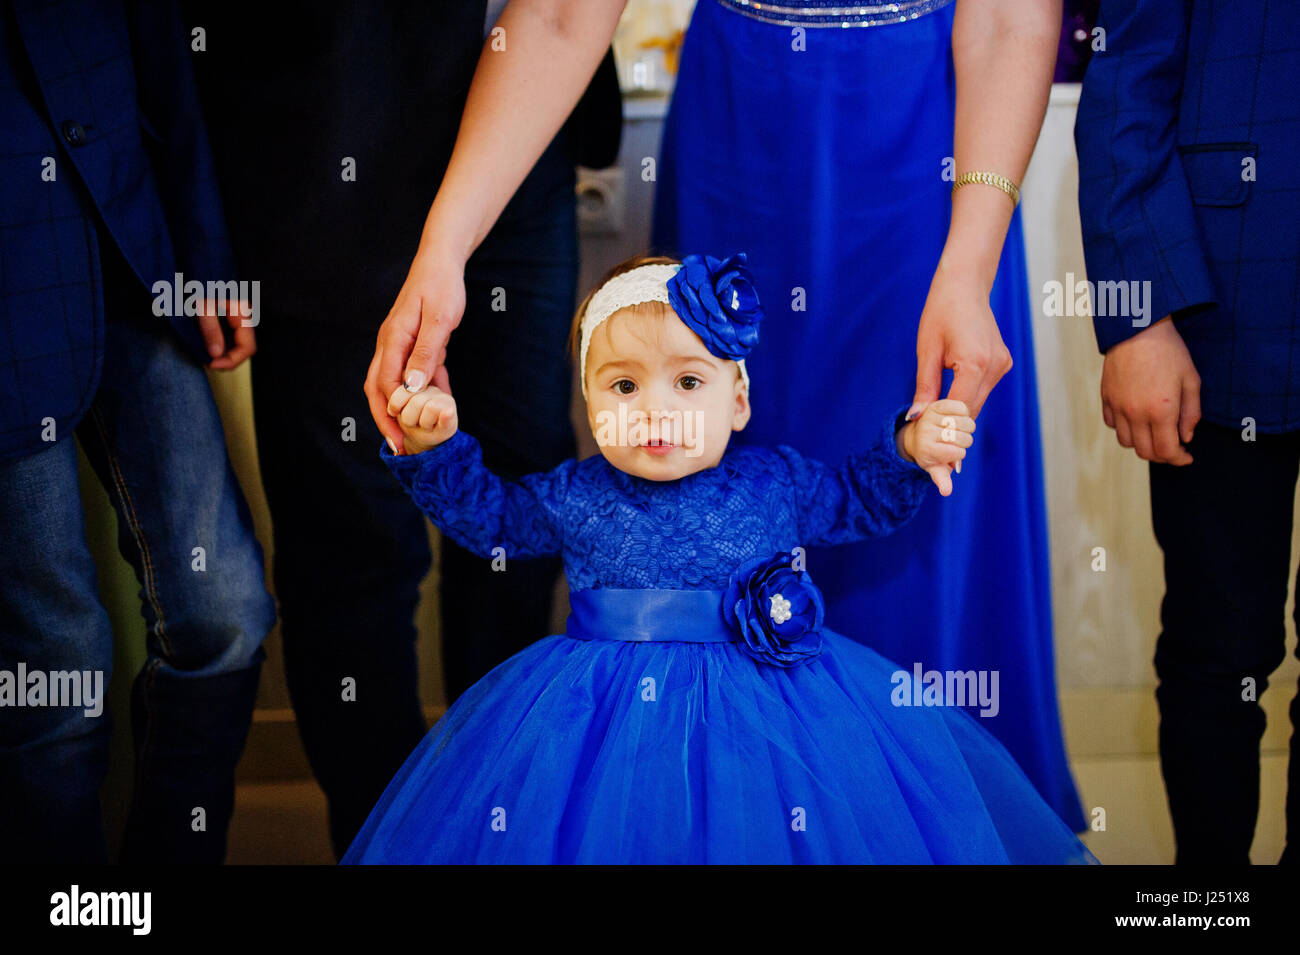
[344, 253, 1094, 864]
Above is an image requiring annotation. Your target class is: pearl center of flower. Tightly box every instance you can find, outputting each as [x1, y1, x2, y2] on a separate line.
[769, 593, 792, 625]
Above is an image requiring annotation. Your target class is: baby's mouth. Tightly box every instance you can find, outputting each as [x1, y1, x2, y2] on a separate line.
[640, 438, 677, 456]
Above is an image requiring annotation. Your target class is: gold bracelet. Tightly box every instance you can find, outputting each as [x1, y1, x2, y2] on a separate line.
[951, 171, 1020, 207]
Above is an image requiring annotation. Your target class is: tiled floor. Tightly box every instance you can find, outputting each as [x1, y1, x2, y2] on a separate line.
[228, 781, 334, 865]
[1071, 754, 1289, 865]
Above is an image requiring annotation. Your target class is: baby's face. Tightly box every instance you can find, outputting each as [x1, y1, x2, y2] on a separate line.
[584, 303, 751, 481]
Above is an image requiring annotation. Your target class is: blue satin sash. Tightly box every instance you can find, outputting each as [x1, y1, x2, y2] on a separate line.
[566, 588, 735, 643]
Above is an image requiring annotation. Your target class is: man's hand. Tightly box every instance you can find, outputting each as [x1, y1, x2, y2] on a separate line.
[364, 253, 466, 453]
[912, 268, 1014, 422]
[1100, 314, 1200, 466]
[387, 384, 459, 456]
[197, 298, 256, 370]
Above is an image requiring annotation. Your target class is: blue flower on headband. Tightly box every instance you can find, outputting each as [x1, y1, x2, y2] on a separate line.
[665, 253, 763, 362]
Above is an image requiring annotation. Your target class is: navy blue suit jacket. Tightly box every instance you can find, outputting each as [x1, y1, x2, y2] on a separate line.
[0, 0, 233, 462]
[1075, 0, 1300, 433]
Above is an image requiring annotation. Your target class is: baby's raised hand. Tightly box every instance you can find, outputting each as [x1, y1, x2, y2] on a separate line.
[387, 384, 458, 455]
[899, 399, 974, 497]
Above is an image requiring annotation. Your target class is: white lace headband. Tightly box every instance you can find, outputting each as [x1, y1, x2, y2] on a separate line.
[578, 264, 750, 398]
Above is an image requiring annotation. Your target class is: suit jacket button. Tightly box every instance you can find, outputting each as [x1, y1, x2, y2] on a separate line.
[62, 120, 86, 146]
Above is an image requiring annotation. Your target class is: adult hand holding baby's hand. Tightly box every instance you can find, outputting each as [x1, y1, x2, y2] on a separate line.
[900, 399, 975, 497]
[911, 266, 1013, 422]
[387, 383, 459, 455]
[365, 251, 466, 453]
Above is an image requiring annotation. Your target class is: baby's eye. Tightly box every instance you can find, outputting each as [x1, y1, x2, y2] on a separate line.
[613, 379, 637, 396]
[678, 375, 701, 391]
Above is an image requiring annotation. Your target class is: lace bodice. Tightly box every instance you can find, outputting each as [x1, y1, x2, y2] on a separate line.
[382, 404, 930, 592]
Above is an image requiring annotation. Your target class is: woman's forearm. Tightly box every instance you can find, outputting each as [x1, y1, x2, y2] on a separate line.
[942, 0, 1061, 292]
[419, 0, 627, 265]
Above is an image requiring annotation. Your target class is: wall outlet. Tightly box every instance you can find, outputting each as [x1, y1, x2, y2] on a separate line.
[575, 166, 625, 235]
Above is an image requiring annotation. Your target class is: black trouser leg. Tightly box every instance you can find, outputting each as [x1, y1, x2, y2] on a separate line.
[251, 317, 430, 858]
[1149, 421, 1300, 863]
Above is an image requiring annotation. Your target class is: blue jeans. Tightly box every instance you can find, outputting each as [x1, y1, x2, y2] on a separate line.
[0, 229, 275, 863]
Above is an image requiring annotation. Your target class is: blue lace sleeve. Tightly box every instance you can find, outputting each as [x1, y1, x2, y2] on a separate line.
[778, 404, 932, 547]
[380, 431, 572, 559]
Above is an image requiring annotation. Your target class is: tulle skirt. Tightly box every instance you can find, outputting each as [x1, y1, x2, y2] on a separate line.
[342, 627, 1097, 864]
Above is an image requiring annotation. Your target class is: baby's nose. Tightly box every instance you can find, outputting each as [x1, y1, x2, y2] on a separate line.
[633, 385, 676, 414]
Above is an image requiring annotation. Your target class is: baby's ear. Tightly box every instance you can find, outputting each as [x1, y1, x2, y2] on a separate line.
[732, 372, 751, 432]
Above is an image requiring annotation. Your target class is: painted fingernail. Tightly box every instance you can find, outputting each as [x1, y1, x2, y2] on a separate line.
[955, 459, 962, 474]
[386, 437, 398, 455]
[403, 370, 426, 392]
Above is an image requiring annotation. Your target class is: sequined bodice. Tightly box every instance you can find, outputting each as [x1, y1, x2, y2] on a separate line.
[714, 0, 956, 29]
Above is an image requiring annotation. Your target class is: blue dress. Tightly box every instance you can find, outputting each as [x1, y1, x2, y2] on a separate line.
[341, 407, 1097, 864]
[652, 0, 1086, 831]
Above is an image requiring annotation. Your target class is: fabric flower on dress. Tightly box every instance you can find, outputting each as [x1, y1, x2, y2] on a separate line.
[665, 253, 764, 362]
[722, 552, 824, 668]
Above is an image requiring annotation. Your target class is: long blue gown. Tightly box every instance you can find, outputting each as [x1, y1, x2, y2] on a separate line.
[341, 409, 1096, 863]
[652, 0, 1087, 830]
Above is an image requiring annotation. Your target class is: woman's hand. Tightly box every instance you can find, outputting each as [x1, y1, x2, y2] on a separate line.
[387, 383, 459, 456]
[911, 264, 1013, 422]
[364, 252, 466, 453]
[361, 0, 625, 454]
[900, 398, 976, 497]
[910, 0, 1058, 421]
